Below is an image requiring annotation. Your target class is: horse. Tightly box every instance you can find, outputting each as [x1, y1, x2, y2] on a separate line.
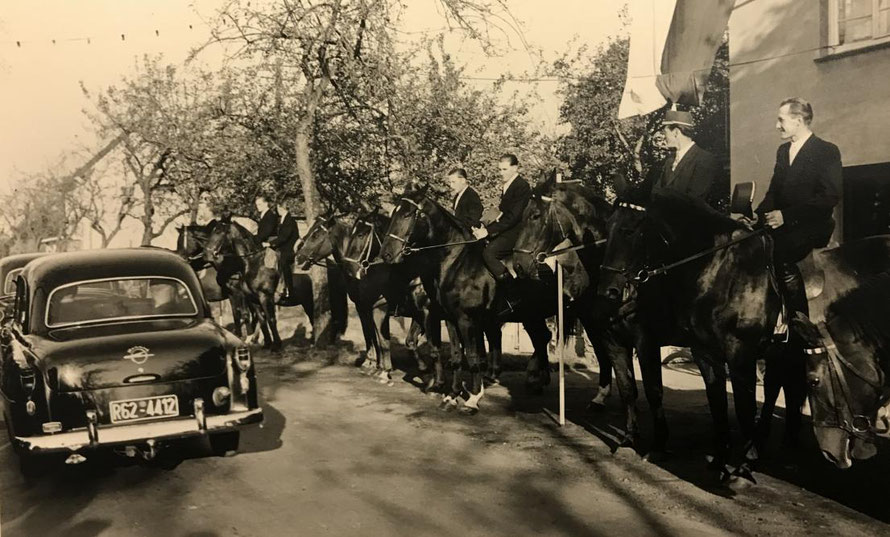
[176, 223, 253, 338]
[597, 187, 784, 481]
[203, 219, 283, 351]
[511, 182, 670, 455]
[295, 210, 444, 387]
[379, 183, 561, 415]
[791, 262, 890, 468]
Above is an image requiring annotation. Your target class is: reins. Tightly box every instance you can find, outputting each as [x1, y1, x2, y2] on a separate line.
[805, 322, 884, 438]
[602, 202, 767, 283]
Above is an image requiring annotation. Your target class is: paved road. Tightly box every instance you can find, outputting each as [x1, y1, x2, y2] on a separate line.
[2, 334, 889, 537]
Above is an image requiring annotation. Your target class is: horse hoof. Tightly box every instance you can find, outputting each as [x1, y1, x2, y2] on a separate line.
[460, 405, 479, 416]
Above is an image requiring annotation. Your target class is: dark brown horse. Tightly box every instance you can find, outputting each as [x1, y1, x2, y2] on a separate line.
[379, 183, 558, 414]
[790, 254, 890, 468]
[204, 220, 283, 351]
[512, 183, 670, 455]
[598, 188, 783, 480]
[296, 211, 443, 387]
[176, 223, 253, 337]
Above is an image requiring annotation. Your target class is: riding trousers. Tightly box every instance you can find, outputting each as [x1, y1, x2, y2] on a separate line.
[278, 252, 296, 296]
[482, 229, 519, 279]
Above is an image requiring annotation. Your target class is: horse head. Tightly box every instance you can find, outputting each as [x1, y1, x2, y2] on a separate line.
[379, 188, 435, 264]
[342, 208, 388, 277]
[296, 214, 340, 269]
[792, 280, 890, 468]
[512, 193, 557, 278]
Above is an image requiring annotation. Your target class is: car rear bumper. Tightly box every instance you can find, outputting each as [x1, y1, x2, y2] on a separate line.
[13, 405, 263, 453]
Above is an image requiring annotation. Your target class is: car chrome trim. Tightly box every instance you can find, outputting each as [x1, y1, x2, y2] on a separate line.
[44, 276, 199, 329]
[13, 408, 263, 453]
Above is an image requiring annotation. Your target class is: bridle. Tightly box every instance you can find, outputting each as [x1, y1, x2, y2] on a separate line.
[805, 322, 886, 439]
[297, 218, 337, 268]
[181, 227, 212, 268]
[601, 202, 766, 285]
[343, 218, 383, 274]
[388, 196, 476, 256]
[513, 195, 607, 264]
[208, 223, 262, 260]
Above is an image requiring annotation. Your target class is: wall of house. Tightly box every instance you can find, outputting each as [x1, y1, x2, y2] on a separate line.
[729, 0, 890, 208]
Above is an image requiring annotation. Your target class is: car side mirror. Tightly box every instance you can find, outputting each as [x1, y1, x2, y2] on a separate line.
[731, 182, 756, 219]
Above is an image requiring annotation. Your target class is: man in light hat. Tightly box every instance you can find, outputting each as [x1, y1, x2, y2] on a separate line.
[650, 109, 720, 207]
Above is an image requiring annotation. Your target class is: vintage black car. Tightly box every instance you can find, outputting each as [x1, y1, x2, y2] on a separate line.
[0, 253, 47, 319]
[0, 248, 262, 474]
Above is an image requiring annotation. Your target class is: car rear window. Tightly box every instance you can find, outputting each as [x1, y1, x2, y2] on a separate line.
[4, 268, 22, 295]
[46, 277, 198, 327]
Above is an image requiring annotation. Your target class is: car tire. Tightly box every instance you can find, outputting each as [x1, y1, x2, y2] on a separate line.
[17, 450, 46, 478]
[209, 431, 239, 456]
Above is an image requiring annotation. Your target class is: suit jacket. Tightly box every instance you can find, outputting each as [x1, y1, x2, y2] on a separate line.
[256, 209, 279, 243]
[486, 176, 532, 237]
[270, 212, 299, 260]
[756, 135, 841, 251]
[453, 187, 483, 228]
[651, 144, 720, 206]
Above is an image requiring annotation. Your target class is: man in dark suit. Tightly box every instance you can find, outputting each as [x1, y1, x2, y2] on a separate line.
[651, 110, 721, 208]
[254, 194, 279, 245]
[264, 199, 300, 305]
[473, 153, 532, 282]
[753, 97, 842, 446]
[447, 167, 483, 228]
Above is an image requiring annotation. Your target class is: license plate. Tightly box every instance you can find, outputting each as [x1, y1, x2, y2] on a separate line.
[109, 395, 179, 423]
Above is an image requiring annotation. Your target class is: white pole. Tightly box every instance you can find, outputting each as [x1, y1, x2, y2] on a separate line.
[556, 172, 565, 426]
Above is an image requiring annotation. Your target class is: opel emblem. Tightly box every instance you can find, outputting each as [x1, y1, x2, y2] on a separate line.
[123, 346, 154, 365]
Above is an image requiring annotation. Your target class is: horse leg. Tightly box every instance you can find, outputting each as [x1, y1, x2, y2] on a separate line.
[487, 322, 503, 384]
[727, 343, 759, 482]
[263, 292, 282, 352]
[637, 332, 669, 458]
[755, 344, 782, 453]
[229, 297, 243, 338]
[591, 324, 639, 446]
[579, 312, 612, 405]
[423, 313, 445, 393]
[460, 317, 484, 415]
[355, 303, 377, 371]
[371, 297, 392, 385]
[440, 320, 463, 411]
[405, 319, 425, 372]
[693, 347, 732, 479]
[522, 319, 552, 395]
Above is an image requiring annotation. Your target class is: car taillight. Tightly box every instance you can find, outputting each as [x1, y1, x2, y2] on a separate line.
[42, 422, 62, 433]
[235, 347, 251, 371]
[212, 386, 231, 407]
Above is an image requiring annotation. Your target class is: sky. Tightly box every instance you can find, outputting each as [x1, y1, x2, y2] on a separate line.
[0, 0, 627, 186]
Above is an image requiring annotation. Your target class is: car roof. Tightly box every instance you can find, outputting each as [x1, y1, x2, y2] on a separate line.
[20, 248, 197, 290]
[0, 252, 48, 274]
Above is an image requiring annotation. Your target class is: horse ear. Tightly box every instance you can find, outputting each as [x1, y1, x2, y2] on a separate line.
[612, 172, 629, 199]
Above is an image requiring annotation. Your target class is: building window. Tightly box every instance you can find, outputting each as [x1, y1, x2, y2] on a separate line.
[828, 0, 890, 52]
[843, 162, 890, 242]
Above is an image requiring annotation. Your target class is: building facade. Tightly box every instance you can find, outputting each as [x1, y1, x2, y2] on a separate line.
[729, 0, 890, 241]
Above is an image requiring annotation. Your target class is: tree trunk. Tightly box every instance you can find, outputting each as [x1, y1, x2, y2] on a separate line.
[296, 119, 335, 347]
[140, 177, 154, 246]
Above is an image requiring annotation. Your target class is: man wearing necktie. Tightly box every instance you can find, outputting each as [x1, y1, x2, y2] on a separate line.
[473, 153, 532, 282]
[650, 110, 720, 207]
[751, 97, 842, 446]
[447, 167, 483, 228]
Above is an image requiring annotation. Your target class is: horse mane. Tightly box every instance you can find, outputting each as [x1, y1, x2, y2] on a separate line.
[228, 220, 262, 248]
[555, 183, 612, 219]
[826, 272, 890, 374]
[402, 189, 472, 239]
[647, 189, 743, 239]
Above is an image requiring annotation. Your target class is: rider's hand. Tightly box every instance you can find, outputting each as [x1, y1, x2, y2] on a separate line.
[472, 226, 489, 240]
[732, 213, 758, 230]
[764, 210, 784, 229]
[262, 241, 271, 248]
